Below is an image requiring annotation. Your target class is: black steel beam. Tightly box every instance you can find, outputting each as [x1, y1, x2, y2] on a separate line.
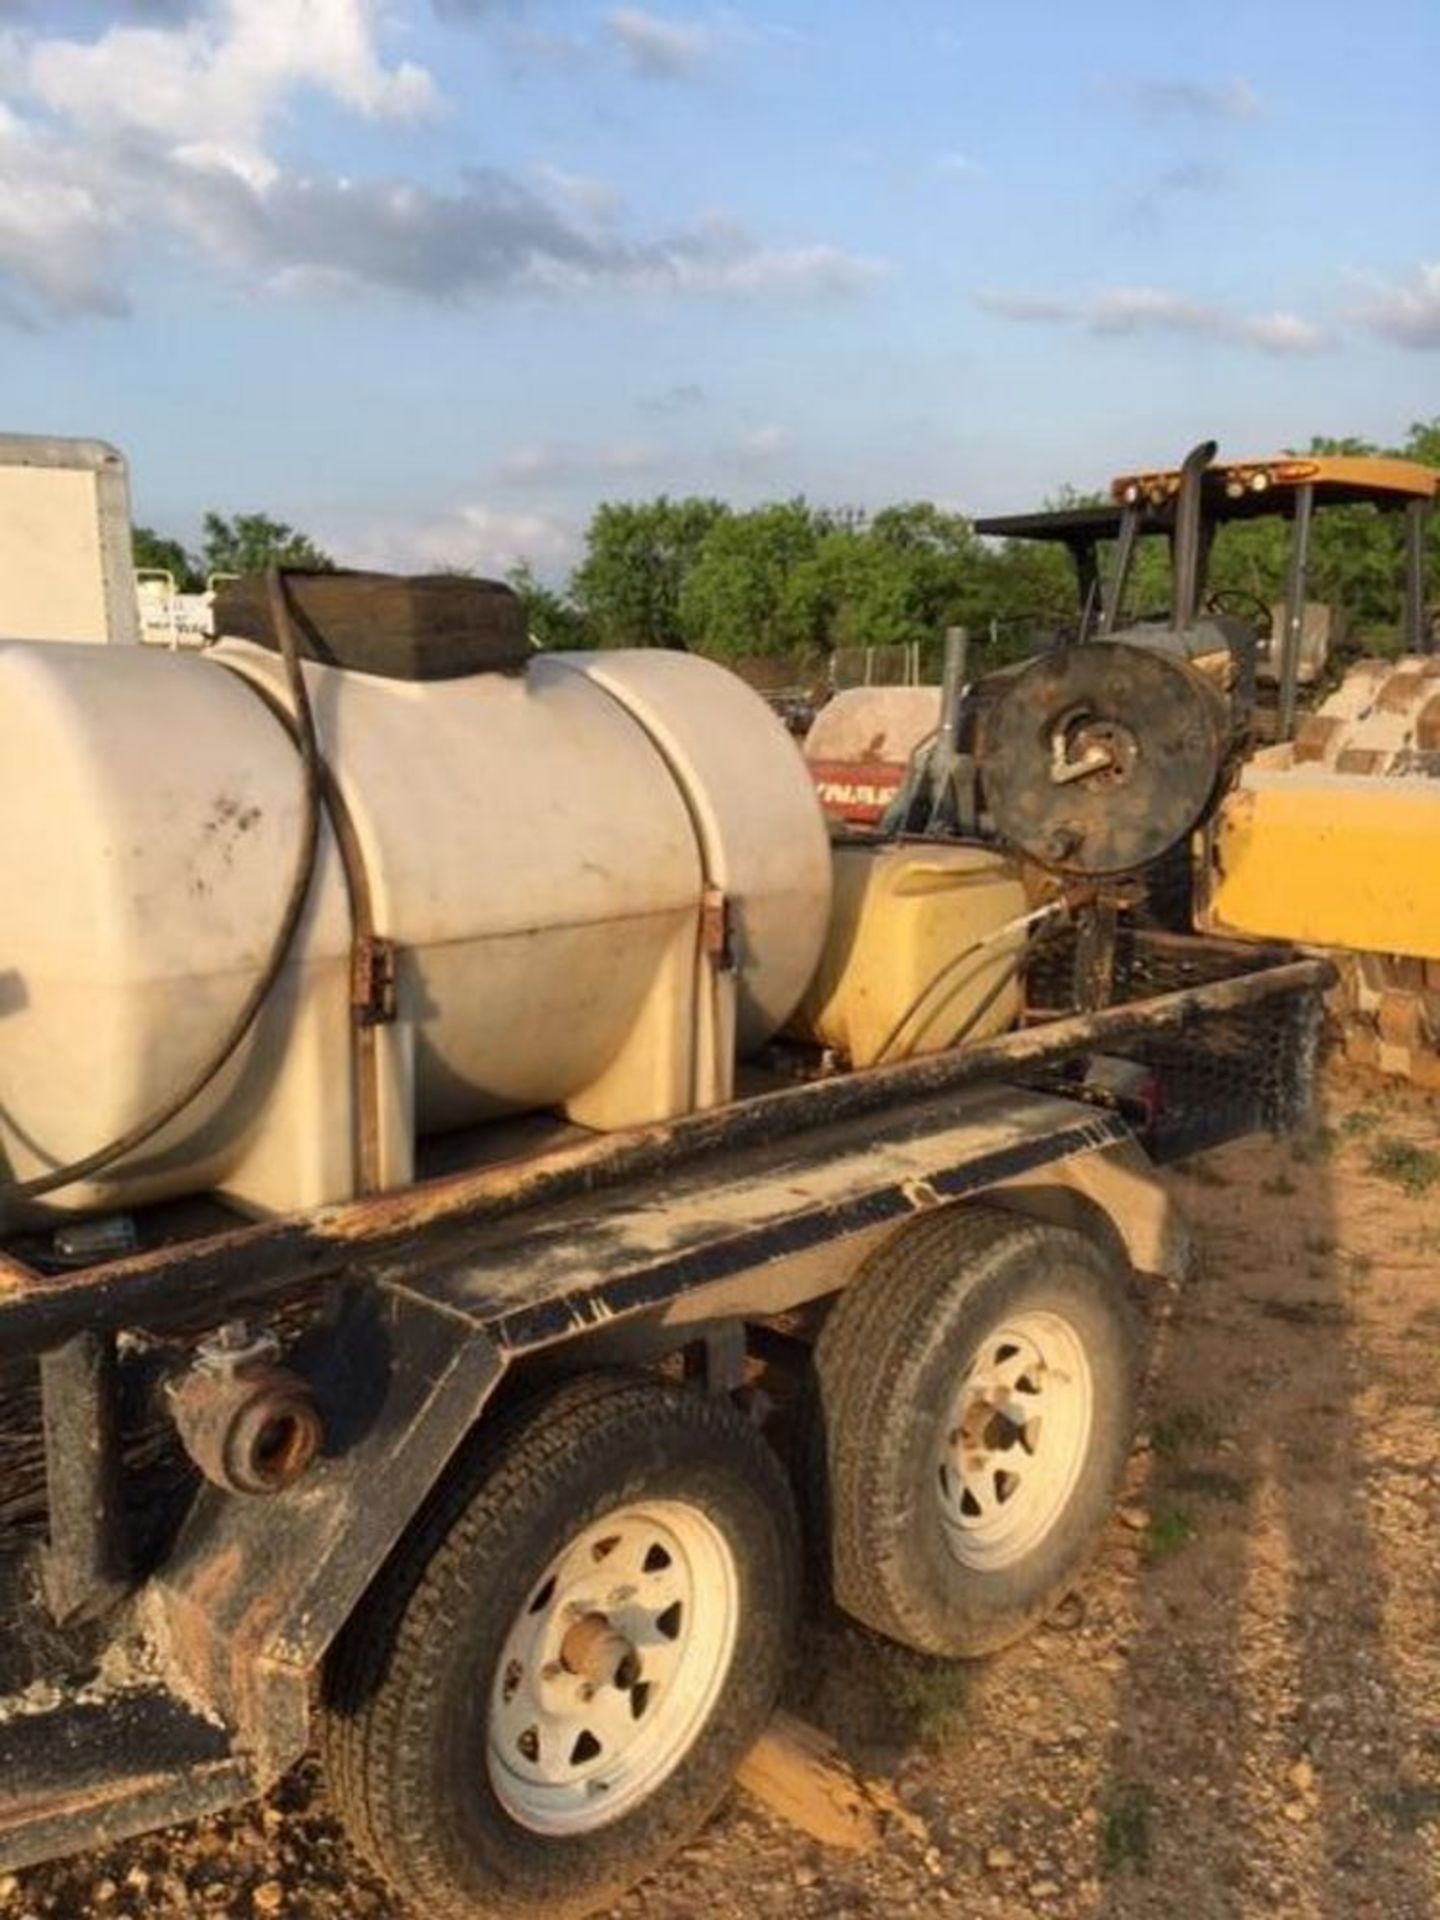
[1277, 482, 1316, 740]
[39, 1332, 130, 1625]
[1404, 498, 1431, 655]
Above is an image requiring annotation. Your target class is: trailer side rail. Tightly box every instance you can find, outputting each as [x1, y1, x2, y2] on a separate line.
[0, 948, 1332, 1360]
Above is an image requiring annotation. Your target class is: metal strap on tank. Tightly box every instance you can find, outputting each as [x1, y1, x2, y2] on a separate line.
[215, 654, 396, 1197]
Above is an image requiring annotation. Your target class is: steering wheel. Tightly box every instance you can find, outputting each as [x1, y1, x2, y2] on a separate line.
[1204, 587, 1273, 638]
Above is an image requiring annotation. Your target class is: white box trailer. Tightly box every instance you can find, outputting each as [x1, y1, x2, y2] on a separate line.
[0, 434, 139, 647]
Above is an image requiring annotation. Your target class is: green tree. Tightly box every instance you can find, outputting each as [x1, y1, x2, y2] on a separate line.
[1207, 516, 1289, 611]
[516, 419, 1440, 670]
[808, 526, 919, 650]
[973, 537, 1079, 657]
[678, 500, 829, 657]
[506, 560, 593, 650]
[1404, 416, 1440, 469]
[201, 512, 333, 578]
[571, 497, 728, 648]
[876, 503, 991, 637]
[131, 526, 200, 590]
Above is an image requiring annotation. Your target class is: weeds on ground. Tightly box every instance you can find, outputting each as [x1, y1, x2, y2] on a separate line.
[1149, 1406, 1217, 1458]
[1415, 1225, 1440, 1256]
[1366, 1135, 1440, 1198]
[1100, 1780, 1155, 1875]
[1142, 1505, 1195, 1559]
[1303, 1232, 1337, 1258]
[1372, 1785, 1440, 1833]
[1168, 1465, 1248, 1504]
[1256, 1294, 1352, 1327]
[1260, 1170, 1297, 1197]
[1291, 1127, 1337, 1165]
[1340, 1108, 1384, 1138]
[880, 1650, 969, 1746]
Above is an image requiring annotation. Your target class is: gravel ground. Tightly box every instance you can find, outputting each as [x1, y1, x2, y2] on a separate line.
[3, 1070, 1438, 1920]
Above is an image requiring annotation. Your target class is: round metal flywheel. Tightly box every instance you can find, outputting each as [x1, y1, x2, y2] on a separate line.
[976, 641, 1227, 876]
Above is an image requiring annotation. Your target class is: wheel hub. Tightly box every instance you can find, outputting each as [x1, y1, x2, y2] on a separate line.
[559, 1612, 642, 1691]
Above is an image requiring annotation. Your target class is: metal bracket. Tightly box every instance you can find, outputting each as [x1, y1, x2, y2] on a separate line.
[680, 1319, 747, 1396]
[351, 935, 398, 1026]
[701, 888, 736, 972]
[40, 1332, 130, 1626]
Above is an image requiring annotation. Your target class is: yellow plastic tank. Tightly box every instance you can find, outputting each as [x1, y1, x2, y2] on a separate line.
[793, 843, 1029, 1067]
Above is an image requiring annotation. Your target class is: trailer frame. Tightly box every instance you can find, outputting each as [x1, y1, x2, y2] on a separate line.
[0, 936, 1330, 1881]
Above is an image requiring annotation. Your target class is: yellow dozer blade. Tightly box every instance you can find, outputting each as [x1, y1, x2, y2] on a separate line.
[1198, 657, 1440, 1082]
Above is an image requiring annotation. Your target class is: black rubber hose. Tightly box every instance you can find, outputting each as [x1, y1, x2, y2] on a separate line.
[875, 912, 1077, 1069]
[0, 568, 324, 1211]
[869, 898, 1070, 1066]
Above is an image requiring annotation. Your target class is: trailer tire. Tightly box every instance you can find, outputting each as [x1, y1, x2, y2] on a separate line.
[804, 1206, 1140, 1657]
[322, 1372, 798, 1920]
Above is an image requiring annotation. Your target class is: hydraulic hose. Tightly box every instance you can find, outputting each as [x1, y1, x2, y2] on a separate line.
[0, 568, 324, 1212]
[869, 897, 1072, 1067]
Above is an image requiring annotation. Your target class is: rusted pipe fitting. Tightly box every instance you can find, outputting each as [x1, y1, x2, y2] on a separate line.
[168, 1348, 323, 1497]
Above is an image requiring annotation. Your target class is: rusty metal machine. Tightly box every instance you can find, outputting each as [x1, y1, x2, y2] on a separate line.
[975, 441, 1440, 1078]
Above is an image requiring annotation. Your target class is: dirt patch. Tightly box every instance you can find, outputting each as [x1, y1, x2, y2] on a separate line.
[5, 1072, 1439, 1919]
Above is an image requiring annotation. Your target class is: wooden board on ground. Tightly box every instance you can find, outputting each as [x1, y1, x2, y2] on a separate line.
[737, 1709, 921, 1852]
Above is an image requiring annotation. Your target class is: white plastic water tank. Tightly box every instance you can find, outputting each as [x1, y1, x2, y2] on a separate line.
[0, 638, 831, 1219]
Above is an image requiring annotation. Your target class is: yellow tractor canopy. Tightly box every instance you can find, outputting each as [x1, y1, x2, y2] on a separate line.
[1110, 453, 1438, 518]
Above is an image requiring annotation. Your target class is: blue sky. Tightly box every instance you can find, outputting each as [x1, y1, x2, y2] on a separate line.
[0, 0, 1435, 576]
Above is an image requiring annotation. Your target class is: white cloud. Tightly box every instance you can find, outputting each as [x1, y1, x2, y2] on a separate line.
[498, 439, 662, 485]
[1091, 286, 1324, 352]
[0, 102, 127, 321]
[166, 177, 884, 306]
[0, 3, 881, 326]
[977, 282, 1327, 355]
[1240, 309, 1326, 353]
[606, 7, 712, 78]
[24, 0, 436, 162]
[535, 163, 624, 223]
[733, 422, 784, 461]
[649, 221, 884, 297]
[338, 500, 579, 577]
[976, 287, 1074, 323]
[1090, 285, 1216, 334]
[1356, 263, 1440, 349]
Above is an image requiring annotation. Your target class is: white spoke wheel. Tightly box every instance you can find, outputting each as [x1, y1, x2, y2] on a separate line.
[323, 1375, 799, 1920]
[936, 1310, 1094, 1571]
[805, 1206, 1140, 1658]
[488, 1499, 740, 1834]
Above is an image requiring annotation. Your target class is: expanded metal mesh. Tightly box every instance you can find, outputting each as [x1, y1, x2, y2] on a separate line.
[1024, 928, 1323, 1162]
